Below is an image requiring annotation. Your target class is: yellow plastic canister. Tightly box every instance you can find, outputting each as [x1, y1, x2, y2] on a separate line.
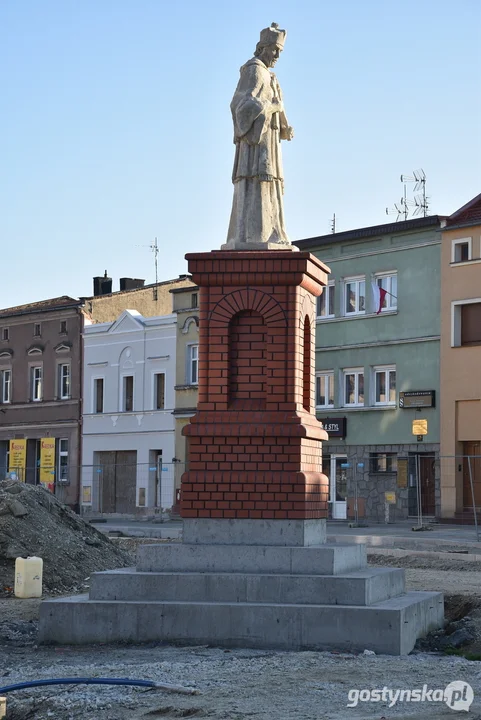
[14, 556, 43, 598]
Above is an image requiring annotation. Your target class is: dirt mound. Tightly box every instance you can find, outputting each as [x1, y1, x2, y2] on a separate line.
[0, 479, 133, 596]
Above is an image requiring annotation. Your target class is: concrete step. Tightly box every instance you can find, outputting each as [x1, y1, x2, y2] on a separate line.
[89, 567, 405, 606]
[137, 543, 367, 576]
[39, 591, 443, 655]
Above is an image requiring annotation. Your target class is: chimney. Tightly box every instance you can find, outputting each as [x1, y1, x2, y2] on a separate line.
[119, 278, 145, 291]
[93, 270, 112, 297]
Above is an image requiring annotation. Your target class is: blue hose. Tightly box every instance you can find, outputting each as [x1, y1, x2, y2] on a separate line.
[0, 678, 157, 694]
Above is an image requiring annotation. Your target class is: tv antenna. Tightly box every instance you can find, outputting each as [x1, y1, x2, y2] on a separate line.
[400, 169, 429, 217]
[330, 213, 336, 234]
[386, 169, 429, 221]
[136, 237, 159, 285]
[136, 237, 159, 300]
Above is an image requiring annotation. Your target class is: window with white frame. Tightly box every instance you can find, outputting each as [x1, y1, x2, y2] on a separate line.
[451, 238, 472, 264]
[58, 363, 71, 400]
[58, 438, 68, 482]
[188, 345, 199, 385]
[1, 369, 11, 403]
[317, 282, 335, 318]
[154, 373, 165, 409]
[123, 375, 134, 412]
[316, 372, 334, 408]
[343, 368, 364, 406]
[374, 273, 397, 311]
[452, 300, 481, 347]
[373, 366, 396, 405]
[344, 277, 365, 315]
[94, 378, 104, 413]
[31, 366, 42, 401]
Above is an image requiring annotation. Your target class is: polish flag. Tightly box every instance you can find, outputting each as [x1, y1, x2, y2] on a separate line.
[372, 282, 387, 314]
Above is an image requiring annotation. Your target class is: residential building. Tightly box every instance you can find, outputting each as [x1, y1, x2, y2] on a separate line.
[440, 193, 481, 519]
[83, 272, 195, 323]
[80, 310, 177, 515]
[295, 215, 446, 522]
[170, 284, 200, 507]
[0, 297, 84, 508]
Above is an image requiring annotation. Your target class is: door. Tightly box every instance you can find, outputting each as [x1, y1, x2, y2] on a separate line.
[331, 455, 348, 520]
[419, 455, 436, 516]
[99, 450, 137, 513]
[463, 442, 481, 509]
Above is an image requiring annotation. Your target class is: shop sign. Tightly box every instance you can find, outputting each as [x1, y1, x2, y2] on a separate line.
[320, 417, 347, 438]
[412, 419, 428, 436]
[399, 390, 435, 408]
[9, 439, 26, 481]
[385, 491, 396, 505]
[39, 438, 56, 492]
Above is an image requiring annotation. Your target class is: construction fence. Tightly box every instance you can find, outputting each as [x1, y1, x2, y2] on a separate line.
[3, 462, 187, 515]
[4, 454, 481, 531]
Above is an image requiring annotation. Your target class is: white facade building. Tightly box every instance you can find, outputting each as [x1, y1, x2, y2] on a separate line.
[81, 310, 176, 514]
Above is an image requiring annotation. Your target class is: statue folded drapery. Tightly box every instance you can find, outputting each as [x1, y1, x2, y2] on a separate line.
[222, 23, 295, 251]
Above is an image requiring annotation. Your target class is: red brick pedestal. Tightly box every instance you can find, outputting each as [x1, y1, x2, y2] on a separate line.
[180, 251, 330, 546]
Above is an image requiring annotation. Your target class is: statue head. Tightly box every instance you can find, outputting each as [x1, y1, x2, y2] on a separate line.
[254, 22, 286, 68]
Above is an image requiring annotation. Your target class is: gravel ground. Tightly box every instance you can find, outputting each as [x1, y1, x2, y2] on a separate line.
[2, 549, 481, 719]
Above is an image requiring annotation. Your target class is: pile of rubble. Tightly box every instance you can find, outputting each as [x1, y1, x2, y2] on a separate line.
[0, 479, 132, 595]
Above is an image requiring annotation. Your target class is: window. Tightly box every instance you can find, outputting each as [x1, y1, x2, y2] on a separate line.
[317, 282, 335, 318]
[188, 345, 198, 385]
[452, 238, 472, 263]
[34, 323, 41, 337]
[1, 328, 8, 341]
[343, 368, 364, 406]
[452, 301, 481, 347]
[58, 438, 68, 482]
[1, 369, 11, 403]
[31, 366, 42, 401]
[94, 378, 104, 413]
[191, 293, 198, 309]
[123, 375, 134, 411]
[60, 320, 67, 334]
[373, 366, 396, 405]
[344, 277, 365, 315]
[374, 274, 397, 312]
[370, 453, 398, 473]
[154, 373, 165, 409]
[58, 364, 71, 400]
[316, 372, 334, 408]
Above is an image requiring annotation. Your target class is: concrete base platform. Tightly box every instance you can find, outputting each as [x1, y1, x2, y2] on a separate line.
[182, 518, 327, 546]
[89, 566, 406, 606]
[38, 541, 444, 655]
[137, 542, 366, 575]
[39, 591, 443, 655]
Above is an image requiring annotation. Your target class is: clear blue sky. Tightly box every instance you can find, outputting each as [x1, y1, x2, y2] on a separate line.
[1, 0, 480, 307]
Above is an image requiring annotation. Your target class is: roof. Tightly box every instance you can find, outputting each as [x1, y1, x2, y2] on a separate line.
[0, 296, 82, 319]
[445, 193, 481, 229]
[293, 215, 447, 250]
[81, 275, 193, 301]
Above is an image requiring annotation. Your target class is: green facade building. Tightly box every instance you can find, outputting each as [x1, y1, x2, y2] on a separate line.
[295, 216, 446, 522]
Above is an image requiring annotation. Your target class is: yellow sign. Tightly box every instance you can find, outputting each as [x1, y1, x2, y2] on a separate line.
[39, 438, 56, 492]
[385, 491, 396, 505]
[412, 419, 428, 436]
[82, 485, 92, 504]
[397, 458, 408, 488]
[9, 439, 26, 481]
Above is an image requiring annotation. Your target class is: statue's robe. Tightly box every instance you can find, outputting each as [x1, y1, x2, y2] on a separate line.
[225, 58, 290, 248]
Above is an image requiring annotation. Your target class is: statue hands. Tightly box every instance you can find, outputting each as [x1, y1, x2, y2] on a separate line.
[280, 125, 294, 141]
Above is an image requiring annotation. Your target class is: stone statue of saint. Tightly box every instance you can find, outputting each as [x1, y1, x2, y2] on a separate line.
[223, 23, 295, 251]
